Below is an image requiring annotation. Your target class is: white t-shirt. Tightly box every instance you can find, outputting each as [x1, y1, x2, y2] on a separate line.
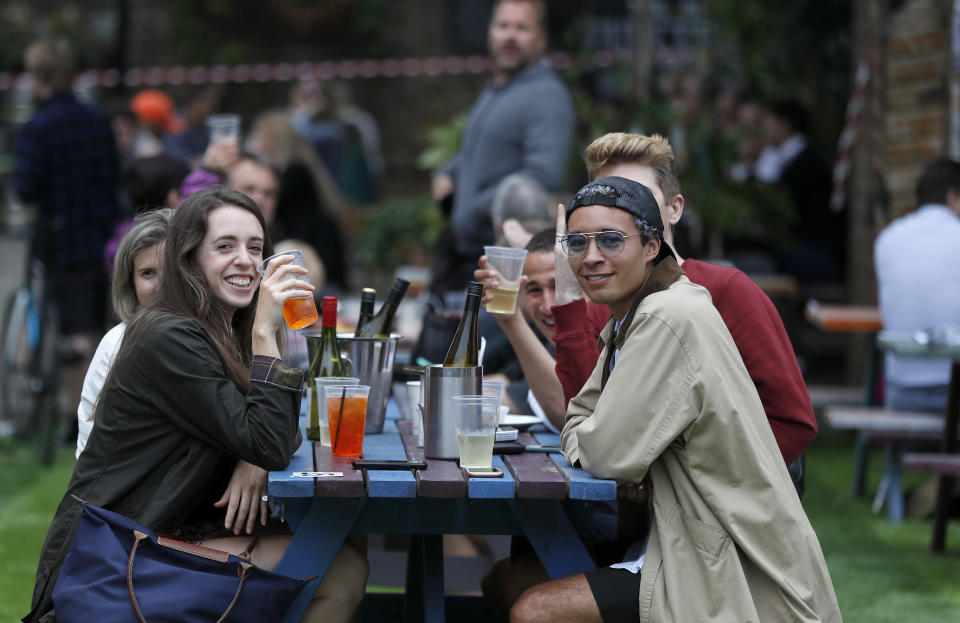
[76, 323, 125, 458]
[875, 204, 960, 388]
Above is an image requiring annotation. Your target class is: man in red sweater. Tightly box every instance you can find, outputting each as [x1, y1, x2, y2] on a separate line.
[478, 133, 816, 619]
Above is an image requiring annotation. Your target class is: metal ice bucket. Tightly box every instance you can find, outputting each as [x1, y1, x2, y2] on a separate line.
[305, 332, 400, 434]
[423, 364, 483, 459]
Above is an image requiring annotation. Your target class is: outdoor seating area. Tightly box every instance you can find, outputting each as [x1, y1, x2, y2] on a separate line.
[4, 1, 960, 622]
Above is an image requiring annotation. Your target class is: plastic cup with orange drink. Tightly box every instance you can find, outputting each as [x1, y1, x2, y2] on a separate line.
[257, 250, 318, 330]
[325, 384, 370, 457]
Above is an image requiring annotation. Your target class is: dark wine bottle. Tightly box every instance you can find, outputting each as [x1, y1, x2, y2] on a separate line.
[443, 282, 483, 367]
[307, 297, 345, 440]
[354, 288, 376, 336]
[355, 278, 409, 338]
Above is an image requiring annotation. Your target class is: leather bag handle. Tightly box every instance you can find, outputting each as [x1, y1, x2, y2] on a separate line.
[126, 530, 253, 623]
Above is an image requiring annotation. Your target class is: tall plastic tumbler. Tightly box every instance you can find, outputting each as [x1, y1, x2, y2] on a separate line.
[257, 250, 317, 330]
[316, 376, 359, 446]
[482, 246, 527, 315]
[453, 394, 500, 470]
[326, 384, 370, 457]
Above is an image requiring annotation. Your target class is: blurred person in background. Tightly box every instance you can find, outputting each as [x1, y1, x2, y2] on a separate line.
[875, 159, 960, 412]
[428, 0, 573, 300]
[755, 99, 841, 282]
[129, 88, 185, 158]
[227, 154, 280, 228]
[164, 86, 223, 164]
[247, 110, 349, 291]
[77, 209, 173, 457]
[13, 37, 121, 419]
[289, 77, 344, 181]
[178, 144, 281, 232]
[108, 108, 138, 171]
[331, 80, 384, 199]
[490, 173, 553, 248]
[103, 154, 190, 274]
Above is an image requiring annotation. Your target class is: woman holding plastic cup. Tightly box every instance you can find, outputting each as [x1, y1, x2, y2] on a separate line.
[25, 187, 367, 623]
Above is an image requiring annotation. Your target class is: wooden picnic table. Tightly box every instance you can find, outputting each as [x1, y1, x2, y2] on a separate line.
[269, 417, 616, 622]
[804, 302, 883, 332]
[877, 331, 960, 552]
[806, 301, 887, 507]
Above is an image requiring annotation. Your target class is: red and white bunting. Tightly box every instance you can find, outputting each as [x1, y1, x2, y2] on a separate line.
[830, 59, 872, 213]
[0, 49, 624, 91]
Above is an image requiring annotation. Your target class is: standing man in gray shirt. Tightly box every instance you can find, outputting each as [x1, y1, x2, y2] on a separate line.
[429, 0, 574, 296]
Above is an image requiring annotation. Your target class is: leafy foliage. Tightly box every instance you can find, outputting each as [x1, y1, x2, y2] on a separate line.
[353, 195, 444, 272]
[415, 113, 466, 172]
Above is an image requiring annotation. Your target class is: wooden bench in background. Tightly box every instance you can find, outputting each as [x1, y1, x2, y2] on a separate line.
[825, 406, 945, 522]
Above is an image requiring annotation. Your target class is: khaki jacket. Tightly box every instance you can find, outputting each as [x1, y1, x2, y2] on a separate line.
[563, 274, 842, 622]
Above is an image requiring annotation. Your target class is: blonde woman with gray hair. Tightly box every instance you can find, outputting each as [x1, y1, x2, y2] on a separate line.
[76, 208, 173, 457]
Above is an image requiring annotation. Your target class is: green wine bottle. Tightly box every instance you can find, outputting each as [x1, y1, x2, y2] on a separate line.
[443, 281, 482, 367]
[355, 278, 409, 338]
[354, 288, 376, 336]
[307, 297, 345, 440]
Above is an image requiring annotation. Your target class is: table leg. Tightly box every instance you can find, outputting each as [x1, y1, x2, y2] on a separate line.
[863, 333, 881, 407]
[852, 431, 870, 498]
[884, 444, 904, 523]
[403, 534, 445, 623]
[511, 500, 596, 579]
[931, 362, 960, 553]
[276, 498, 366, 623]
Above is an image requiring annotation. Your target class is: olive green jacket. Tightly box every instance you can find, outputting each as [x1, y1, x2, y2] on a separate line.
[563, 272, 842, 622]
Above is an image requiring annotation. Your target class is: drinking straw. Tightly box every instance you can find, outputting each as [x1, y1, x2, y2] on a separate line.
[332, 387, 347, 454]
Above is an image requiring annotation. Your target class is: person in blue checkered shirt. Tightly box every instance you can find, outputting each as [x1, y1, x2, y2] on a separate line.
[13, 37, 121, 407]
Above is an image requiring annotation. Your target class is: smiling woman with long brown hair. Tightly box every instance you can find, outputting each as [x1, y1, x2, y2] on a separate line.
[25, 186, 367, 623]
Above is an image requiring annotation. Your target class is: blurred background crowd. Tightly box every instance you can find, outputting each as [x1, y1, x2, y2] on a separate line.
[0, 0, 949, 382]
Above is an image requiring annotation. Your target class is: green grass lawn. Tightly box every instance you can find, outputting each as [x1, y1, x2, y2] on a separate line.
[1, 432, 959, 622]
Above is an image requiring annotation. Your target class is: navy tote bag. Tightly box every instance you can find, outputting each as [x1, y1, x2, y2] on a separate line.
[52, 501, 310, 622]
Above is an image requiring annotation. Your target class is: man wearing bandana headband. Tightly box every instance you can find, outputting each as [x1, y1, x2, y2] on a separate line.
[508, 177, 841, 622]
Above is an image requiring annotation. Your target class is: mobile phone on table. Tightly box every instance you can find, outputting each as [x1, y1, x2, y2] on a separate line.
[462, 466, 503, 478]
[351, 460, 427, 470]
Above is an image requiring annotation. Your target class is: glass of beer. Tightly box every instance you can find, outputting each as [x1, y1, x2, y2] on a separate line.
[315, 376, 359, 446]
[482, 246, 528, 315]
[453, 394, 500, 470]
[325, 384, 370, 457]
[257, 250, 318, 330]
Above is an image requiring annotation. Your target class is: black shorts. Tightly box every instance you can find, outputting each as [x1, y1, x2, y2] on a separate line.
[584, 565, 642, 623]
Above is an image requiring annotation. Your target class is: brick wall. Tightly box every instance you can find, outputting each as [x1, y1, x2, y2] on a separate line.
[884, 0, 949, 218]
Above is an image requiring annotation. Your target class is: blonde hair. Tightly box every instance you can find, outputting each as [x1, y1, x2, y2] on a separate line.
[25, 38, 74, 92]
[248, 110, 346, 216]
[583, 133, 682, 202]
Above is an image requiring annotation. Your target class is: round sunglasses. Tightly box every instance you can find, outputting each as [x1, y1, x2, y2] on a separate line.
[560, 231, 641, 258]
